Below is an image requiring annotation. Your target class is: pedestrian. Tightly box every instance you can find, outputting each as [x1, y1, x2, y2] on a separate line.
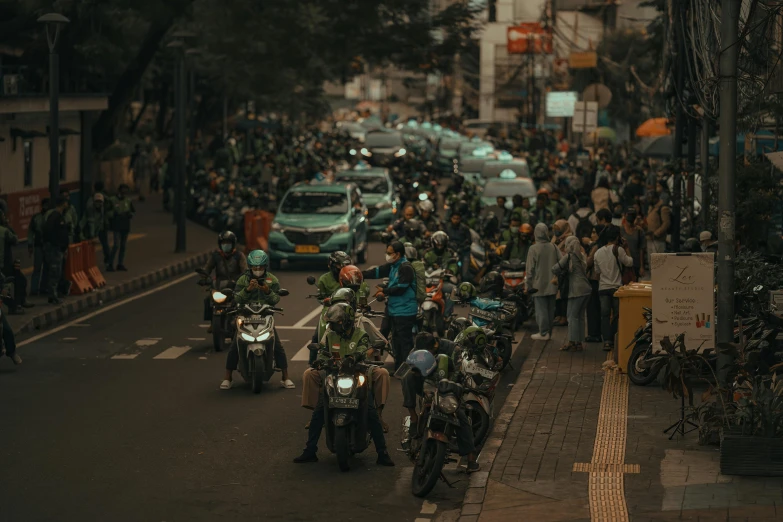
[591, 226, 634, 352]
[620, 207, 646, 281]
[0, 280, 22, 365]
[530, 189, 555, 228]
[80, 193, 111, 246]
[568, 194, 597, 243]
[585, 225, 606, 342]
[60, 189, 79, 243]
[132, 144, 152, 202]
[591, 177, 619, 212]
[644, 191, 671, 257]
[552, 236, 591, 351]
[42, 195, 71, 304]
[108, 184, 135, 272]
[525, 223, 561, 341]
[551, 219, 572, 327]
[361, 241, 417, 369]
[27, 199, 48, 295]
[93, 183, 113, 268]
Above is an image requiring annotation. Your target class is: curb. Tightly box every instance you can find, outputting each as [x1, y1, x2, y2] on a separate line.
[14, 251, 211, 336]
[457, 338, 549, 522]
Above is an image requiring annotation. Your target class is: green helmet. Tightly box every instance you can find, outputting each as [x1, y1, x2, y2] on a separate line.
[456, 282, 477, 302]
[325, 302, 355, 336]
[454, 325, 488, 353]
[247, 249, 269, 268]
[330, 287, 357, 311]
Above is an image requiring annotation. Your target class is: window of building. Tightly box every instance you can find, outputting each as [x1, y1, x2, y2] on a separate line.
[23, 140, 33, 187]
[59, 137, 67, 181]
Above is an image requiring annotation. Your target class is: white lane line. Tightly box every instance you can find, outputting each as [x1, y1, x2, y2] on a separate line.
[199, 356, 207, 360]
[71, 323, 91, 327]
[153, 346, 192, 359]
[291, 342, 311, 362]
[18, 273, 198, 348]
[420, 501, 438, 515]
[197, 324, 209, 328]
[61, 337, 78, 341]
[188, 337, 206, 341]
[292, 306, 323, 328]
[136, 339, 160, 347]
[111, 354, 139, 360]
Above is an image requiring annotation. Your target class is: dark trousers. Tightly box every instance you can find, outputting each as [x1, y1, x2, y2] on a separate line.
[43, 244, 64, 300]
[304, 390, 387, 456]
[9, 269, 28, 309]
[31, 245, 45, 295]
[226, 327, 287, 370]
[110, 231, 129, 267]
[97, 230, 111, 266]
[587, 280, 601, 338]
[2, 312, 16, 357]
[599, 289, 620, 346]
[389, 315, 416, 369]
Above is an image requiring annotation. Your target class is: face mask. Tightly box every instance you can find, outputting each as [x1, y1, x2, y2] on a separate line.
[554, 229, 563, 237]
[221, 244, 233, 254]
[251, 269, 265, 278]
[385, 254, 396, 264]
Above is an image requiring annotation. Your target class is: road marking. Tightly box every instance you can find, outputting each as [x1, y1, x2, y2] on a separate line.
[414, 519, 431, 522]
[198, 324, 209, 328]
[292, 343, 311, 362]
[420, 501, 437, 515]
[17, 273, 197, 348]
[111, 354, 139, 360]
[188, 337, 206, 341]
[199, 356, 208, 360]
[292, 306, 323, 328]
[136, 339, 160, 347]
[61, 337, 77, 341]
[71, 323, 91, 327]
[153, 346, 192, 359]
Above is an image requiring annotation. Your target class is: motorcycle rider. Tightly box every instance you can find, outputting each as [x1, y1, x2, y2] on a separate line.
[530, 189, 555, 228]
[402, 219, 425, 251]
[388, 204, 427, 237]
[202, 231, 247, 333]
[502, 222, 533, 262]
[222, 250, 294, 390]
[417, 199, 441, 233]
[317, 251, 352, 298]
[422, 231, 459, 316]
[294, 303, 395, 466]
[444, 209, 473, 282]
[338, 265, 371, 309]
[479, 271, 505, 300]
[404, 348, 479, 473]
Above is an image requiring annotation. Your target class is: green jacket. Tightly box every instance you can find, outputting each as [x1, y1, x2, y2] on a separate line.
[0, 225, 19, 269]
[317, 326, 370, 363]
[64, 206, 79, 243]
[426, 353, 454, 383]
[28, 213, 46, 247]
[423, 249, 459, 274]
[110, 197, 135, 232]
[511, 207, 530, 225]
[316, 272, 341, 297]
[80, 204, 109, 239]
[234, 272, 281, 306]
[502, 233, 531, 261]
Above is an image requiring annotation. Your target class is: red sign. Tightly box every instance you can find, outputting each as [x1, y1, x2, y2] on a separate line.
[507, 24, 553, 54]
[3, 182, 79, 241]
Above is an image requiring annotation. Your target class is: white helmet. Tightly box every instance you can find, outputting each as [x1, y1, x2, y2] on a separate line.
[418, 199, 434, 213]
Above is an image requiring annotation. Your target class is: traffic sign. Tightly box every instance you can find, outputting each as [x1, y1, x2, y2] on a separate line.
[572, 101, 598, 133]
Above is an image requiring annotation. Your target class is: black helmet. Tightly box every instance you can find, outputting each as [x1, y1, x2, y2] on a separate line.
[455, 200, 470, 217]
[404, 219, 422, 238]
[218, 231, 237, 252]
[324, 302, 355, 337]
[683, 237, 702, 253]
[330, 287, 357, 311]
[480, 271, 505, 296]
[431, 231, 448, 251]
[447, 316, 471, 341]
[482, 213, 499, 238]
[328, 251, 352, 277]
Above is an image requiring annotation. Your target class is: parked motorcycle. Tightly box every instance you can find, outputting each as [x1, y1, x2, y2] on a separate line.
[467, 301, 517, 371]
[455, 348, 499, 447]
[498, 259, 534, 326]
[224, 288, 289, 393]
[196, 268, 235, 352]
[420, 267, 456, 336]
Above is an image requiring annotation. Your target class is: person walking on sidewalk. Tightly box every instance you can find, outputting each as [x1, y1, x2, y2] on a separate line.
[28, 199, 48, 296]
[108, 184, 135, 272]
[591, 226, 634, 352]
[61, 189, 79, 244]
[92, 182, 113, 269]
[1, 276, 22, 365]
[644, 191, 670, 258]
[552, 236, 591, 352]
[42, 195, 70, 304]
[525, 223, 561, 341]
[80, 193, 111, 245]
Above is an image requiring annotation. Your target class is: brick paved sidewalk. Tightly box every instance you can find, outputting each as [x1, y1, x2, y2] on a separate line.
[450, 326, 783, 522]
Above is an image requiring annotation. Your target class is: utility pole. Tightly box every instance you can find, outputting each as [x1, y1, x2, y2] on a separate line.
[670, 0, 685, 253]
[717, 0, 741, 386]
[701, 118, 711, 231]
[174, 49, 187, 253]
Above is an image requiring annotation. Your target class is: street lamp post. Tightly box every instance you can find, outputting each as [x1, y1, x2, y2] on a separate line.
[38, 13, 70, 203]
[168, 40, 188, 253]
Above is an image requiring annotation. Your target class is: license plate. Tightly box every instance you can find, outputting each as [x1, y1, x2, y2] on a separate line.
[463, 361, 498, 380]
[249, 315, 264, 322]
[470, 307, 497, 322]
[503, 271, 525, 278]
[295, 245, 320, 254]
[329, 397, 359, 409]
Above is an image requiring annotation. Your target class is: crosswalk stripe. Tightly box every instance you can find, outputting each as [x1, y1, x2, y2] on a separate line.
[111, 354, 139, 360]
[292, 343, 311, 362]
[153, 346, 192, 359]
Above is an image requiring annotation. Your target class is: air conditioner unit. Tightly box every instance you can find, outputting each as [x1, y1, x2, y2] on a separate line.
[3, 74, 19, 95]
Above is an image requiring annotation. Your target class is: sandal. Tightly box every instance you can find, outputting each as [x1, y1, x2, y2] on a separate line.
[574, 343, 584, 352]
[559, 343, 573, 352]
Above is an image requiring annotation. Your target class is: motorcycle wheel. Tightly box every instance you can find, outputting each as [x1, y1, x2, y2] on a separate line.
[498, 338, 512, 371]
[411, 439, 448, 498]
[466, 400, 491, 448]
[250, 354, 265, 394]
[628, 343, 658, 386]
[211, 316, 224, 352]
[334, 426, 350, 472]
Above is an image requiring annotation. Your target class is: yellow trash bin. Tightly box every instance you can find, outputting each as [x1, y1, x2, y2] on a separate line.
[615, 283, 652, 373]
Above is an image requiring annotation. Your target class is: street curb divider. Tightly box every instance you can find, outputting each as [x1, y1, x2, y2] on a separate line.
[14, 251, 211, 336]
[457, 336, 549, 522]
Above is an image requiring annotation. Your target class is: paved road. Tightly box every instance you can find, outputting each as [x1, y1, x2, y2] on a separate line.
[1, 242, 527, 522]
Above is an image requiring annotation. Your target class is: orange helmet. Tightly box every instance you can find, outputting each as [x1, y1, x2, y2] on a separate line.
[339, 265, 363, 290]
[536, 188, 549, 197]
[519, 223, 533, 235]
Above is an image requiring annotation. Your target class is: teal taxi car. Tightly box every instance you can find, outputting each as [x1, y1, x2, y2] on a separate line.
[334, 163, 399, 233]
[479, 169, 537, 208]
[268, 182, 369, 269]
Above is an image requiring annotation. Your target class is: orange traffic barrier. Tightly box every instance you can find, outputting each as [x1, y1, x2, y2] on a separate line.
[243, 210, 274, 253]
[65, 242, 94, 295]
[83, 240, 107, 288]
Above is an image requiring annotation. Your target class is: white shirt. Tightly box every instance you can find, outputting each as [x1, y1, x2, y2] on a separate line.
[594, 244, 634, 291]
[568, 208, 597, 237]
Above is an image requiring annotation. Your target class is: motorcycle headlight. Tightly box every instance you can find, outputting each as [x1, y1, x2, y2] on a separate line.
[361, 148, 372, 157]
[437, 394, 459, 414]
[395, 148, 407, 157]
[256, 331, 271, 342]
[337, 376, 355, 396]
[241, 332, 255, 342]
[349, 149, 357, 156]
[212, 291, 227, 304]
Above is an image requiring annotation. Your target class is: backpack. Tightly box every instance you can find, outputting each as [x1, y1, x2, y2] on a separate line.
[411, 260, 427, 305]
[574, 211, 594, 240]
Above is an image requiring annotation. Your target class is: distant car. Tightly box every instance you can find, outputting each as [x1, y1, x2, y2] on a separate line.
[334, 165, 399, 233]
[268, 182, 369, 268]
[478, 158, 530, 186]
[359, 130, 407, 167]
[338, 122, 367, 142]
[435, 138, 462, 173]
[479, 176, 537, 208]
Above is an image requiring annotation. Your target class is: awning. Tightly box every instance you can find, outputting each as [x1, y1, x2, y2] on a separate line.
[10, 128, 47, 139]
[765, 151, 783, 171]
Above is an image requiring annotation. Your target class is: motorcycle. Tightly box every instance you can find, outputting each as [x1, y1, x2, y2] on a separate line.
[498, 259, 534, 326]
[420, 267, 456, 336]
[467, 300, 517, 371]
[455, 349, 499, 447]
[224, 288, 289, 393]
[403, 378, 465, 497]
[305, 275, 331, 344]
[196, 268, 235, 352]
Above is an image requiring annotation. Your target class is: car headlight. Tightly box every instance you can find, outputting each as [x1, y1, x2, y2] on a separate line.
[241, 332, 255, 342]
[361, 148, 372, 157]
[376, 201, 393, 210]
[212, 291, 227, 304]
[349, 149, 357, 155]
[271, 222, 283, 232]
[395, 148, 407, 157]
[257, 331, 271, 342]
[337, 376, 355, 396]
[333, 223, 350, 233]
[437, 394, 459, 414]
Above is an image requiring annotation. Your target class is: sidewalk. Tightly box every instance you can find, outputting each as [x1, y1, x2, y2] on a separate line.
[7, 192, 215, 335]
[453, 328, 783, 522]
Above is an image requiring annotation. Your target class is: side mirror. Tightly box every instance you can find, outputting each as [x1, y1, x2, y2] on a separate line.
[376, 294, 386, 303]
[197, 278, 210, 287]
[278, 289, 290, 297]
[222, 288, 235, 297]
[306, 276, 316, 285]
[308, 343, 320, 353]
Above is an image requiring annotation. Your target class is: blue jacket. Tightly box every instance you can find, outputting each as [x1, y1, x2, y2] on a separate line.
[362, 256, 418, 317]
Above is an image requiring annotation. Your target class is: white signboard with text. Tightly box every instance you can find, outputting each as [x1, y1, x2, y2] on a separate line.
[651, 253, 715, 351]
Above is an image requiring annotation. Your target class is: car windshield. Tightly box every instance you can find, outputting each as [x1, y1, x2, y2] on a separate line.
[439, 139, 461, 152]
[337, 176, 389, 194]
[481, 162, 530, 179]
[280, 191, 348, 214]
[342, 123, 364, 134]
[365, 132, 403, 148]
[483, 180, 536, 199]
